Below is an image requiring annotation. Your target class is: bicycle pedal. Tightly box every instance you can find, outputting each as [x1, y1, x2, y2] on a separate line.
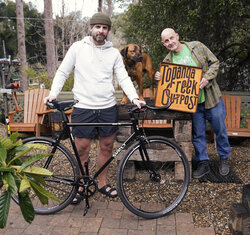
[83, 203, 89, 216]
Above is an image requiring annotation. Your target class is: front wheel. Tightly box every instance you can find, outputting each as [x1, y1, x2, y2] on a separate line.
[11, 137, 80, 215]
[117, 136, 190, 219]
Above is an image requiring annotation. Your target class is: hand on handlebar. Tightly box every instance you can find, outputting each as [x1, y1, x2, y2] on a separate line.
[132, 98, 146, 109]
[44, 95, 56, 104]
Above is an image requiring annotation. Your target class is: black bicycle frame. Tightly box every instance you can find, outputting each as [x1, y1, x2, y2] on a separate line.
[53, 109, 142, 180]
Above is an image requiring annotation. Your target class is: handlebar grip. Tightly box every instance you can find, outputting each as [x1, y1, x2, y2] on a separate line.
[46, 100, 57, 109]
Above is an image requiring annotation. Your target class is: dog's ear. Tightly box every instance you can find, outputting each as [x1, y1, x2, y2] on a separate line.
[139, 45, 142, 54]
[121, 47, 128, 59]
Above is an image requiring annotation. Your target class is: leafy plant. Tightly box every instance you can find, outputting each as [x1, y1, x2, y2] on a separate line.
[0, 132, 59, 228]
[24, 66, 52, 89]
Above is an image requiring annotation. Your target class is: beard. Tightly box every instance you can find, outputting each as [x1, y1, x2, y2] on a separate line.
[92, 33, 107, 44]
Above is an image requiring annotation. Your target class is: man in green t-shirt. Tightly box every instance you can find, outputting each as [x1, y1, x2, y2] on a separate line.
[155, 28, 231, 178]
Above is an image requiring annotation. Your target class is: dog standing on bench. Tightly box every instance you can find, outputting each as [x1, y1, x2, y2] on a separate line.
[120, 44, 154, 104]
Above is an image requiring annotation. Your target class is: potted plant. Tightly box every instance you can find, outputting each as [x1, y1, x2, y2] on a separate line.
[0, 132, 59, 228]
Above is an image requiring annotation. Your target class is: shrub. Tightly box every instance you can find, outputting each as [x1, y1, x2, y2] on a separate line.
[0, 133, 59, 228]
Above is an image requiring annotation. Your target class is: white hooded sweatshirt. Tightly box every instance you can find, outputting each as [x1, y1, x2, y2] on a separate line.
[50, 36, 139, 109]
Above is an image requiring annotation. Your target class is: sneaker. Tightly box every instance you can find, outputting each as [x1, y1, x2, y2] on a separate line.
[219, 158, 229, 176]
[193, 161, 210, 179]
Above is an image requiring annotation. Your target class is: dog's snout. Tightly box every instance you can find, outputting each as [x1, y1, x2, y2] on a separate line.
[134, 55, 142, 62]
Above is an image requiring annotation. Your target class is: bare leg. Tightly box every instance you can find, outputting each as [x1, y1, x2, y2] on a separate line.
[75, 137, 92, 179]
[98, 133, 117, 196]
[71, 137, 92, 204]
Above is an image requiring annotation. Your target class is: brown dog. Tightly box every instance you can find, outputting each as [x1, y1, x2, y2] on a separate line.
[120, 44, 154, 104]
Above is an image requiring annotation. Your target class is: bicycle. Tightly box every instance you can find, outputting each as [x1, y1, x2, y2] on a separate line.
[12, 99, 190, 219]
[0, 46, 20, 137]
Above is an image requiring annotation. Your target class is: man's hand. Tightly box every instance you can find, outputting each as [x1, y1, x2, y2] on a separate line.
[154, 71, 161, 81]
[199, 78, 208, 89]
[43, 95, 56, 104]
[132, 98, 146, 109]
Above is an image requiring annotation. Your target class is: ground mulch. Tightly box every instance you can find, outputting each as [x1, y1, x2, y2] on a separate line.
[59, 135, 249, 235]
[91, 137, 249, 235]
[0, 124, 249, 234]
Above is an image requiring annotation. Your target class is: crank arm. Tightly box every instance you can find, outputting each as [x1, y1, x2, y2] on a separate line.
[83, 197, 90, 216]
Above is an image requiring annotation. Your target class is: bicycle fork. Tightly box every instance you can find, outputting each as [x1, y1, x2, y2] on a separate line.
[138, 139, 161, 182]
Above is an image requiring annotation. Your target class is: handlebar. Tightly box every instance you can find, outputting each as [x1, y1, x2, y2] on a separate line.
[129, 102, 172, 114]
[0, 57, 20, 65]
[46, 99, 172, 114]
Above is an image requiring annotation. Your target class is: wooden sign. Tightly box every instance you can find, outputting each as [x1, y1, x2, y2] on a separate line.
[155, 62, 202, 113]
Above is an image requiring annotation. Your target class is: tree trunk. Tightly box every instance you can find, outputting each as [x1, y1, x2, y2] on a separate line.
[16, 0, 28, 91]
[107, 0, 112, 18]
[106, 0, 113, 42]
[61, 0, 65, 57]
[98, 0, 103, 12]
[44, 0, 56, 79]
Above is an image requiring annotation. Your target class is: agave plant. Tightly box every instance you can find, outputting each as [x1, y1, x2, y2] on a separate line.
[0, 132, 59, 228]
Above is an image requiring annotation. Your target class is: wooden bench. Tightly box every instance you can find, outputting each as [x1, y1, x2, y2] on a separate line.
[9, 88, 52, 136]
[213, 95, 250, 147]
[222, 95, 250, 137]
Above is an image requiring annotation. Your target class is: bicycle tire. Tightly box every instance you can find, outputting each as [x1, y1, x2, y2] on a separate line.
[117, 136, 190, 219]
[11, 137, 80, 215]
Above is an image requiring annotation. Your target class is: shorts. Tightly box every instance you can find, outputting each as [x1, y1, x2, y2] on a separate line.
[71, 105, 118, 138]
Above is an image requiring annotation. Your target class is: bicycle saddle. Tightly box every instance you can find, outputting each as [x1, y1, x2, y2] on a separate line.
[47, 100, 79, 111]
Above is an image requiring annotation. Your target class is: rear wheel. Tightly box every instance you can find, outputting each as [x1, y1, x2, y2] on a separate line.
[11, 137, 79, 214]
[117, 136, 190, 219]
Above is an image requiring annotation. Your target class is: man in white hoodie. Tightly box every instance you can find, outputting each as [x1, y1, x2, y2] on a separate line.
[44, 13, 145, 203]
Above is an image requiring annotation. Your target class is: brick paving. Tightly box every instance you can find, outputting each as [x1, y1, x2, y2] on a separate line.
[1, 200, 215, 235]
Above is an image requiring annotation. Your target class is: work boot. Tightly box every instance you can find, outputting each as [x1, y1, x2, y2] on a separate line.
[219, 158, 229, 176]
[193, 161, 210, 179]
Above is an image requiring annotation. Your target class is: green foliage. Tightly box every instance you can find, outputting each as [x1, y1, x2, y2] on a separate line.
[24, 66, 74, 91]
[0, 133, 59, 228]
[0, 0, 45, 64]
[116, 0, 249, 92]
[0, 1, 17, 56]
[24, 66, 52, 89]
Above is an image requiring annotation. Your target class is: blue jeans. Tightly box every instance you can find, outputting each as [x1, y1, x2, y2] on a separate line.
[192, 97, 231, 162]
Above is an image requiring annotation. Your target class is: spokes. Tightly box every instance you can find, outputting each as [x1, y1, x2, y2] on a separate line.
[11, 137, 79, 215]
[118, 136, 190, 218]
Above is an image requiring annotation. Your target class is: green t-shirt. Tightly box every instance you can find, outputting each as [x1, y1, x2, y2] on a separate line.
[172, 44, 205, 104]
